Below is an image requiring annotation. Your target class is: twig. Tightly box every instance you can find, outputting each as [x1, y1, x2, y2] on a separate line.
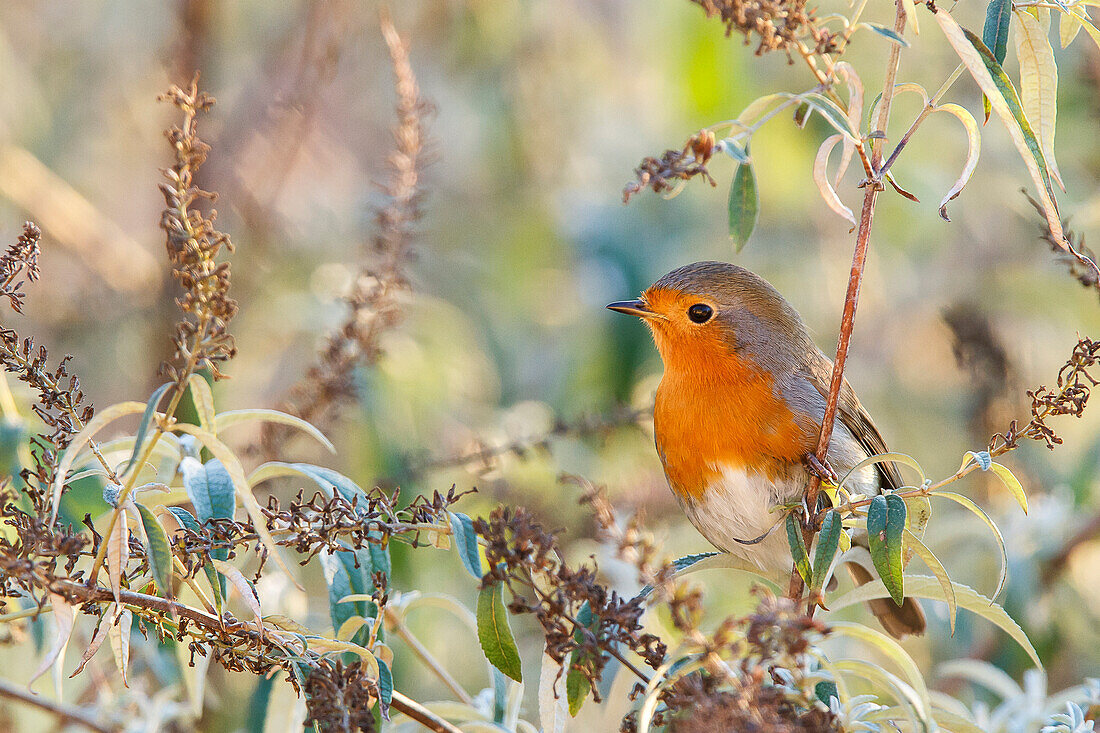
[390, 690, 464, 733]
[384, 606, 474, 705]
[790, 0, 908, 604]
[0, 677, 116, 733]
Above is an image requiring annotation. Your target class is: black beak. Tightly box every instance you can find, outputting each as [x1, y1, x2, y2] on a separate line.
[606, 299, 654, 318]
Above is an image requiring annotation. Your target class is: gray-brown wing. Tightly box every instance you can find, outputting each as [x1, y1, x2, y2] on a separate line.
[802, 348, 903, 491]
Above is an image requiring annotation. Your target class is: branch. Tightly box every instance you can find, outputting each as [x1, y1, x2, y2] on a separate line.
[0, 677, 116, 733]
[390, 690, 464, 733]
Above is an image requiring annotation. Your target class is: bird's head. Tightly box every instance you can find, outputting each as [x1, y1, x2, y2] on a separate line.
[607, 261, 812, 376]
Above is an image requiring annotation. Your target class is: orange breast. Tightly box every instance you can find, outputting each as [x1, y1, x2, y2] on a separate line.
[654, 351, 815, 503]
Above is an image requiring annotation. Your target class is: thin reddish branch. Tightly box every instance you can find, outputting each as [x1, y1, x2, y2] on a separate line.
[788, 0, 907, 603]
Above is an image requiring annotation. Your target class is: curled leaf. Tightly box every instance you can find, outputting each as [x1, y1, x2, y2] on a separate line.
[813, 135, 857, 227]
[214, 409, 335, 453]
[29, 593, 75, 691]
[108, 608, 132, 687]
[931, 490, 1008, 601]
[106, 506, 129, 605]
[903, 528, 957, 633]
[832, 62, 865, 185]
[932, 103, 981, 221]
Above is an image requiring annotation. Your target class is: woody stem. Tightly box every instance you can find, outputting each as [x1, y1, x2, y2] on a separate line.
[789, 0, 908, 605]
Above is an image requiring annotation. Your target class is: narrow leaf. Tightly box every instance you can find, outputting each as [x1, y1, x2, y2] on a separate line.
[187, 374, 216, 433]
[173, 423, 301, 588]
[933, 103, 982, 221]
[832, 62, 864, 185]
[108, 608, 132, 687]
[827, 575, 1041, 668]
[839, 451, 924, 489]
[827, 621, 932, 715]
[801, 92, 861, 141]
[567, 601, 595, 716]
[50, 401, 146, 525]
[539, 652, 567, 733]
[983, 0, 1012, 62]
[124, 382, 172, 475]
[728, 163, 759, 251]
[989, 462, 1028, 513]
[903, 527, 957, 633]
[1014, 9, 1064, 190]
[813, 134, 857, 226]
[448, 512, 483, 579]
[1060, 10, 1084, 47]
[785, 514, 812, 585]
[1070, 6, 1100, 55]
[903, 494, 932, 566]
[106, 506, 129, 605]
[214, 409, 335, 454]
[866, 494, 906, 606]
[248, 461, 365, 506]
[811, 510, 841, 593]
[377, 657, 393, 720]
[933, 9, 1063, 243]
[29, 593, 75, 691]
[136, 502, 174, 598]
[166, 506, 222, 610]
[931, 490, 1007, 601]
[862, 22, 910, 45]
[900, 0, 920, 35]
[211, 558, 263, 631]
[70, 607, 114, 678]
[477, 582, 523, 682]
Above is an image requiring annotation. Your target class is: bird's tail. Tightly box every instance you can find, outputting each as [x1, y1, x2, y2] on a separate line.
[845, 563, 927, 639]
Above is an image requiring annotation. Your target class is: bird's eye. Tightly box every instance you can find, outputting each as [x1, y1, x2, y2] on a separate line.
[687, 303, 713, 323]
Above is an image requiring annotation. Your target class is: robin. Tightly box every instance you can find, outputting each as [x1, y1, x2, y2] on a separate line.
[608, 261, 925, 638]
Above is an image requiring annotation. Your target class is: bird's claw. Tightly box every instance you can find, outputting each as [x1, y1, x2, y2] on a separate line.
[805, 453, 839, 485]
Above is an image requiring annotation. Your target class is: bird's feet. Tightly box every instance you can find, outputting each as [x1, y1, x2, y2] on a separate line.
[804, 453, 839, 485]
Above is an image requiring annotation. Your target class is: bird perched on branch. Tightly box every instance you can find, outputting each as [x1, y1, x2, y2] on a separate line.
[608, 261, 925, 638]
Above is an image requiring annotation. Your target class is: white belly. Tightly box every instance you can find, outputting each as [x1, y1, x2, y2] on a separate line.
[680, 465, 796, 580]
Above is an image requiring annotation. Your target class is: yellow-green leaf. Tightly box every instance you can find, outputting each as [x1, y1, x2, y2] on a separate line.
[989, 462, 1028, 513]
[930, 490, 1007, 601]
[1060, 10, 1084, 47]
[903, 527, 957, 633]
[1014, 9, 1064, 191]
[827, 575, 1042, 669]
[933, 103, 981, 221]
[477, 582, 522, 682]
[933, 8, 1063, 244]
[187, 374, 216, 434]
[50, 401, 146, 525]
[785, 514, 811, 586]
[214, 409, 335, 453]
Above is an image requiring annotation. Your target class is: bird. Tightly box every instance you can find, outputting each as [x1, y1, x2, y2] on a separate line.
[607, 261, 925, 638]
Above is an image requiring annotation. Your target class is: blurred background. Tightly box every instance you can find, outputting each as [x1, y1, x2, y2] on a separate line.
[0, 0, 1098, 730]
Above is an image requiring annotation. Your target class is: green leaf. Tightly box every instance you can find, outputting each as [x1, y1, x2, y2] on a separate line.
[180, 458, 235, 537]
[248, 462, 366, 506]
[862, 22, 910, 46]
[840, 452, 924, 489]
[448, 512, 483, 579]
[477, 582, 522, 682]
[187, 374, 216, 434]
[376, 657, 393, 720]
[166, 506, 223, 611]
[567, 601, 595, 716]
[811, 510, 841, 593]
[728, 163, 759, 252]
[827, 575, 1042, 669]
[800, 92, 860, 141]
[124, 382, 172, 475]
[785, 514, 811, 586]
[214, 409, 335, 454]
[903, 527, 957, 633]
[983, 0, 1012, 62]
[930, 490, 1007, 601]
[136, 503, 174, 598]
[933, 9, 1063, 243]
[867, 494, 906, 606]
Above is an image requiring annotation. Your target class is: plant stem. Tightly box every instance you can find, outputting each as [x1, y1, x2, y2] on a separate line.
[389, 689, 464, 733]
[789, 0, 908, 605]
[384, 606, 474, 705]
[0, 677, 115, 733]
